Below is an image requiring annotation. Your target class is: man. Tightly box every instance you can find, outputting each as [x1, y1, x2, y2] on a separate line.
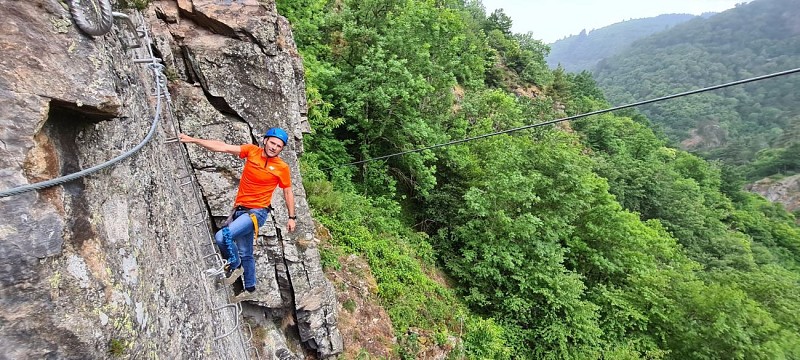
[179, 127, 296, 302]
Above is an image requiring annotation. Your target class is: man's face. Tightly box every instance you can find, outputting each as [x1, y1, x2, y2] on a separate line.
[264, 137, 285, 157]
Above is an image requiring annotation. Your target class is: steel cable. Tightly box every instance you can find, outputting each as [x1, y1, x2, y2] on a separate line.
[68, 0, 114, 36]
[325, 67, 800, 170]
[0, 66, 164, 198]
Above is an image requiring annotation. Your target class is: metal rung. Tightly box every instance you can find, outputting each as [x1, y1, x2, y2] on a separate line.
[247, 347, 260, 360]
[164, 137, 179, 143]
[134, 58, 162, 63]
[211, 304, 241, 340]
[180, 180, 193, 186]
[112, 12, 143, 49]
[204, 266, 224, 278]
[201, 245, 218, 257]
[203, 252, 222, 261]
[192, 218, 206, 226]
[244, 323, 261, 359]
[244, 323, 254, 342]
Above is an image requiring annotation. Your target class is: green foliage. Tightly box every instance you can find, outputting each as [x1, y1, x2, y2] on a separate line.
[432, 131, 614, 356]
[460, 316, 511, 359]
[574, 97, 800, 358]
[747, 142, 800, 179]
[313, 0, 487, 201]
[305, 174, 446, 315]
[304, 158, 510, 358]
[303, 54, 344, 133]
[485, 30, 552, 88]
[594, 0, 800, 178]
[116, 0, 149, 10]
[319, 244, 342, 271]
[342, 298, 356, 313]
[108, 338, 127, 357]
[485, 9, 512, 35]
[285, 0, 800, 358]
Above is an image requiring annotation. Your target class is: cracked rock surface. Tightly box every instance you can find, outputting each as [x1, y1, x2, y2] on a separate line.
[0, 0, 341, 358]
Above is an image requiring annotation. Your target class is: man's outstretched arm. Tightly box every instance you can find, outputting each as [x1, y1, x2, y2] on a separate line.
[179, 133, 241, 156]
[284, 186, 296, 232]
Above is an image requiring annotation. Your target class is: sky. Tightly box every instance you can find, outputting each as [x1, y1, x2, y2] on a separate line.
[480, 0, 752, 43]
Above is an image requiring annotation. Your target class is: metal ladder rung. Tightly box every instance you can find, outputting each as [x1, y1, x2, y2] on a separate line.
[203, 252, 222, 262]
[134, 58, 163, 63]
[126, 12, 255, 357]
[211, 304, 242, 340]
[112, 12, 143, 49]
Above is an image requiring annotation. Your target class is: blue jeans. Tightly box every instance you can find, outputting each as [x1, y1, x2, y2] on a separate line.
[215, 208, 269, 289]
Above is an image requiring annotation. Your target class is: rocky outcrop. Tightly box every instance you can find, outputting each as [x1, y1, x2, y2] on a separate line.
[747, 174, 800, 222]
[0, 0, 341, 358]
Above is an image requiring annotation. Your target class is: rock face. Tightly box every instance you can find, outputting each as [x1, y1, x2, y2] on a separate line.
[0, 0, 341, 358]
[747, 174, 800, 222]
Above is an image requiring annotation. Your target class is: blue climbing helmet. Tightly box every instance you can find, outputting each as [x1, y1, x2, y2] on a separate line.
[264, 127, 289, 146]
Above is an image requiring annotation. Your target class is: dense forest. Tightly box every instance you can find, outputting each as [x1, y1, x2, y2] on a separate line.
[276, 0, 800, 358]
[547, 13, 698, 72]
[593, 0, 800, 183]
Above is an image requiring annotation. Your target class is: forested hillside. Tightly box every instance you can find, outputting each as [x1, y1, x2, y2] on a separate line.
[593, 0, 800, 182]
[547, 13, 698, 72]
[277, 0, 800, 358]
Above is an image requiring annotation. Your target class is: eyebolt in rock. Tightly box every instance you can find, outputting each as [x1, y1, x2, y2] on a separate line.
[68, 0, 113, 36]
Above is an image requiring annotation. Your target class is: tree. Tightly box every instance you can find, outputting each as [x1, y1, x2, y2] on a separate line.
[485, 9, 512, 35]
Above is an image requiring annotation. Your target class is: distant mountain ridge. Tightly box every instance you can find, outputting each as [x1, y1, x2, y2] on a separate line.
[546, 13, 707, 72]
[592, 0, 800, 180]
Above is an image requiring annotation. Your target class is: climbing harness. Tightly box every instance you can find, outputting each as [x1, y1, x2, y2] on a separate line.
[218, 207, 262, 268]
[68, 0, 114, 36]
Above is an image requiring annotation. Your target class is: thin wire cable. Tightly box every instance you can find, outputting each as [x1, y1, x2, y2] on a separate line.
[0, 64, 165, 199]
[325, 67, 800, 170]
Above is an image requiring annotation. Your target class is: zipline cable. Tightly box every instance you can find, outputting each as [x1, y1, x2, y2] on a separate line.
[325, 67, 800, 170]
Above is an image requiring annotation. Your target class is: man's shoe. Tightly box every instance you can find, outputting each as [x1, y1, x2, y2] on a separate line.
[229, 290, 257, 303]
[221, 266, 243, 285]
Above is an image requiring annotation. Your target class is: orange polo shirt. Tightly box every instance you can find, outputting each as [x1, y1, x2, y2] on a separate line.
[234, 144, 291, 208]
